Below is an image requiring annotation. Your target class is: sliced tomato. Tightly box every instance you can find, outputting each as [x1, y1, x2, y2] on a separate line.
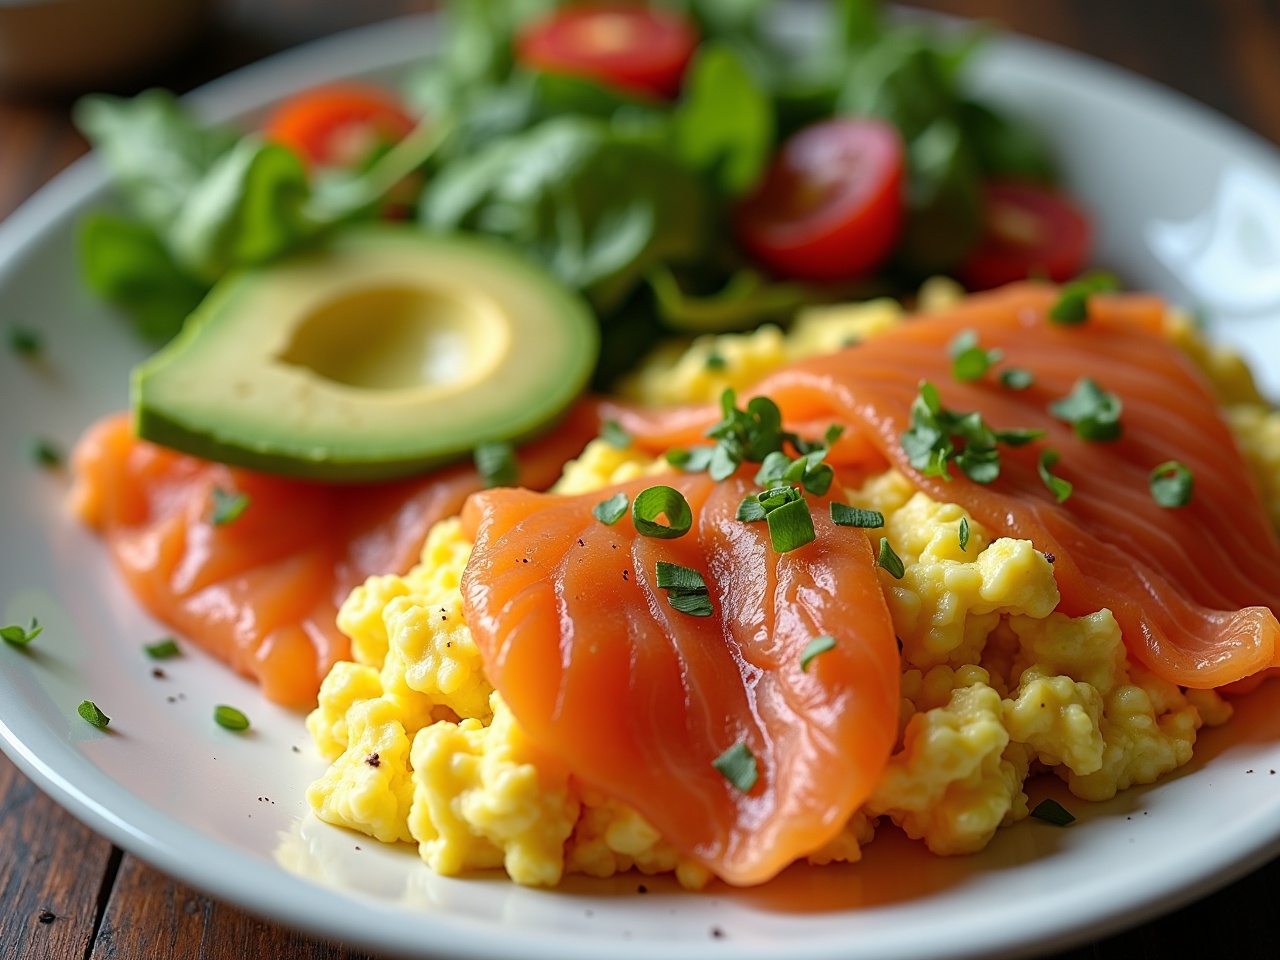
[733, 118, 905, 284]
[958, 181, 1092, 290]
[515, 4, 700, 100]
[263, 83, 417, 171]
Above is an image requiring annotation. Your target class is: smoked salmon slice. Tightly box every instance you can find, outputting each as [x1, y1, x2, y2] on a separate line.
[610, 284, 1280, 689]
[460, 472, 900, 886]
[70, 402, 604, 708]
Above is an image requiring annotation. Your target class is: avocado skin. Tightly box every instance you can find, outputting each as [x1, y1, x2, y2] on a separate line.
[131, 225, 600, 482]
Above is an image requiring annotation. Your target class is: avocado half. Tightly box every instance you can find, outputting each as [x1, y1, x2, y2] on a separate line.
[132, 225, 600, 482]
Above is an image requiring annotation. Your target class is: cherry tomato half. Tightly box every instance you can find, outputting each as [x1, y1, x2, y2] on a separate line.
[957, 181, 1092, 290]
[515, 4, 700, 100]
[263, 83, 417, 170]
[734, 118, 905, 284]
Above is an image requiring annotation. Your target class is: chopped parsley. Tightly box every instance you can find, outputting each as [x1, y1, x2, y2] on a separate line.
[830, 503, 885, 528]
[799, 635, 837, 672]
[632, 486, 693, 539]
[143, 637, 181, 660]
[77, 700, 110, 729]
[1149, 460, 1194, 508]
[599, 420, 631, 450]
[474, 441, 518, 488]
[7, 324, 40, 358]
[958, 517, 970, 551]
[1049, 272, 1120, 325]
[666, 446, 713, 472]
[901, 381, 1044, 485]
[877, 538, 905, 579]
[999, 368, 1035, 391]
[1048, 378, 1123, 441]
[214, 704, 251, 731]
[592, 491, 630, 525]
[949, 329, 1003, 382]
[1037, 449, 1073, 503]
[28, 439, 62, 468]
[1, 618, 42, 646]
[1029, 798, 1076, 826]
[712, 742, 758, 792]
[654, 561, 713, 617]
[210, 487, 250, 525]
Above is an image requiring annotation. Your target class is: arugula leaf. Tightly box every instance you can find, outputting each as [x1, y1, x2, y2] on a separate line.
[957, 99, 1056, 184]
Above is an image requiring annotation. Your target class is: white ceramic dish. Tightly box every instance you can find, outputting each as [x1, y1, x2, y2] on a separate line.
[3, 12, 1280, 960]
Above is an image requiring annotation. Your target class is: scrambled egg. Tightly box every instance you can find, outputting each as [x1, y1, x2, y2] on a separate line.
[306, 291, 1269, 889]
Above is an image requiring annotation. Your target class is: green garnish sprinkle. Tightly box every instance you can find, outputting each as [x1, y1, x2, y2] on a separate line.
[999, 368, 1035, 391]
[214, 704, 251, 731]
[830, 503, 884, 528]
[754, 448, 834, 496]
[1, 618, 42, 646]
[210, 487, 250, 526]
[901, 381, 1044, 485]
[1038, 449, 1073, 503]
[654, 561, 713, 617]
[1048, 378, 1123, 441]
[877, 538, 905, 579]
[29, 439, 62, 468]
[592, 491, 630, 526]
[78, 700, 110, 729]
[704, 352, 727, 371]
[1049, 272, 1120, 325]
[474, 441, 518, 488]
[764, 496, 815, 553]
[600, 420, 631, 450]
[949, 329, 1003, 383]
[7, 324, 40, 357]
[712, 742, 758, 792]
[144, 637, 180, 660]
[1029, 798, 1076, 826]
[1149, 460, 1194, 508]
[958, 517, 970, 551]
[632, 486, 693, 539]
[799, 635, 837, 672]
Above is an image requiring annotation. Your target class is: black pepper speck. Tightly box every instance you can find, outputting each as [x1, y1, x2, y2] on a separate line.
[37, 910, 55, 924]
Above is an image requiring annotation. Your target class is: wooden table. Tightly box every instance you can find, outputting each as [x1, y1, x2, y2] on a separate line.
[2, 2, 1278, 957]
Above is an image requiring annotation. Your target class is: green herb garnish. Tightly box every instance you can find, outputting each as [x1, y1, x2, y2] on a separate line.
[592, 491, 630, 525]
[999, 368, 1034, 391]
[600, 420, 631, 450]
[7, 324, 40, 357]
[474, 441, 518, 488]
[830, 503, 885, 528]
[877, 538, 905, 579]
[1, 618, 42, 646]
[765, 496, 816, 553]
[1048, 378, 1123, 441]
[1029, 798, 1076, 826]
[666, 446, 714, 472]
[753, 448, 834, 497]
[949, 329, 1003, 382]
[799, 635, 837, 672]
[901, 381, 1044, 485]
[1037, 449, 1073, 503]
[210, 487, 250, 525]
[143, 637, 180, 660]
[958, 517, 970, 551]
[655, 561, 713, 617]
[705, 352, 727, 370]
[736, 496, 768, 522]
[712, 742, 758, 792]
[632, 486, 693, 539]
[29, 439, 62, 468]
[1149, 460, 1194, 508]
[214, 704, 251, 731]
[1049, 272, 1120, 325]
[78, 700, 110, 728]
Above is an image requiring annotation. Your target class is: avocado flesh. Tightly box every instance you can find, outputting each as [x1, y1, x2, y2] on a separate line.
[133, 226, 600, 482]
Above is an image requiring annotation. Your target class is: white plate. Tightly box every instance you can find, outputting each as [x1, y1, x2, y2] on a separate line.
[3, 13, 1280, 960]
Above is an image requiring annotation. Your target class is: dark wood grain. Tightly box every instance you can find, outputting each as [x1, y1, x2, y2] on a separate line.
[2, 2, 1280, 958]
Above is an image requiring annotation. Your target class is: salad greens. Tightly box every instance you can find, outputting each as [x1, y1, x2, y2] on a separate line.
[75, 0, 1059, 385]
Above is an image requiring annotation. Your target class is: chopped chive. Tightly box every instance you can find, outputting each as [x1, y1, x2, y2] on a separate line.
[765, 496, 815, 553]
[712, 742, 758, 792]
[830, 503, 884, 528]
[210, 487, 250, 526]
[1029, 798, 1076, 826]
[958, 517, 970, 551]
[999, 368, 1034, 391]
[28, 438, 62, 468]
[1048, 378, 1123, 442]
[474, 441, 518, 488]
[592, 491, 630, 525]
[214, 704, 250, 731]
[799, 635, 837, 672]
[654, 560, 713, 617]
[600, 420, 631, 450]
[949, 329, 1003, 382]
[1049, 272, 1120, 325]
[877, 538, 905, 579]
[78, 700, 110, 728]
[632, 486, 693, 539]
[704, 352, 726, 370]
[7, 324, 40, 357]
[144, 637, 181, 660]
[1037, 449, 1073, 503]
[1149, 460, 1194, 508]
[1, 618, 42, 646]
